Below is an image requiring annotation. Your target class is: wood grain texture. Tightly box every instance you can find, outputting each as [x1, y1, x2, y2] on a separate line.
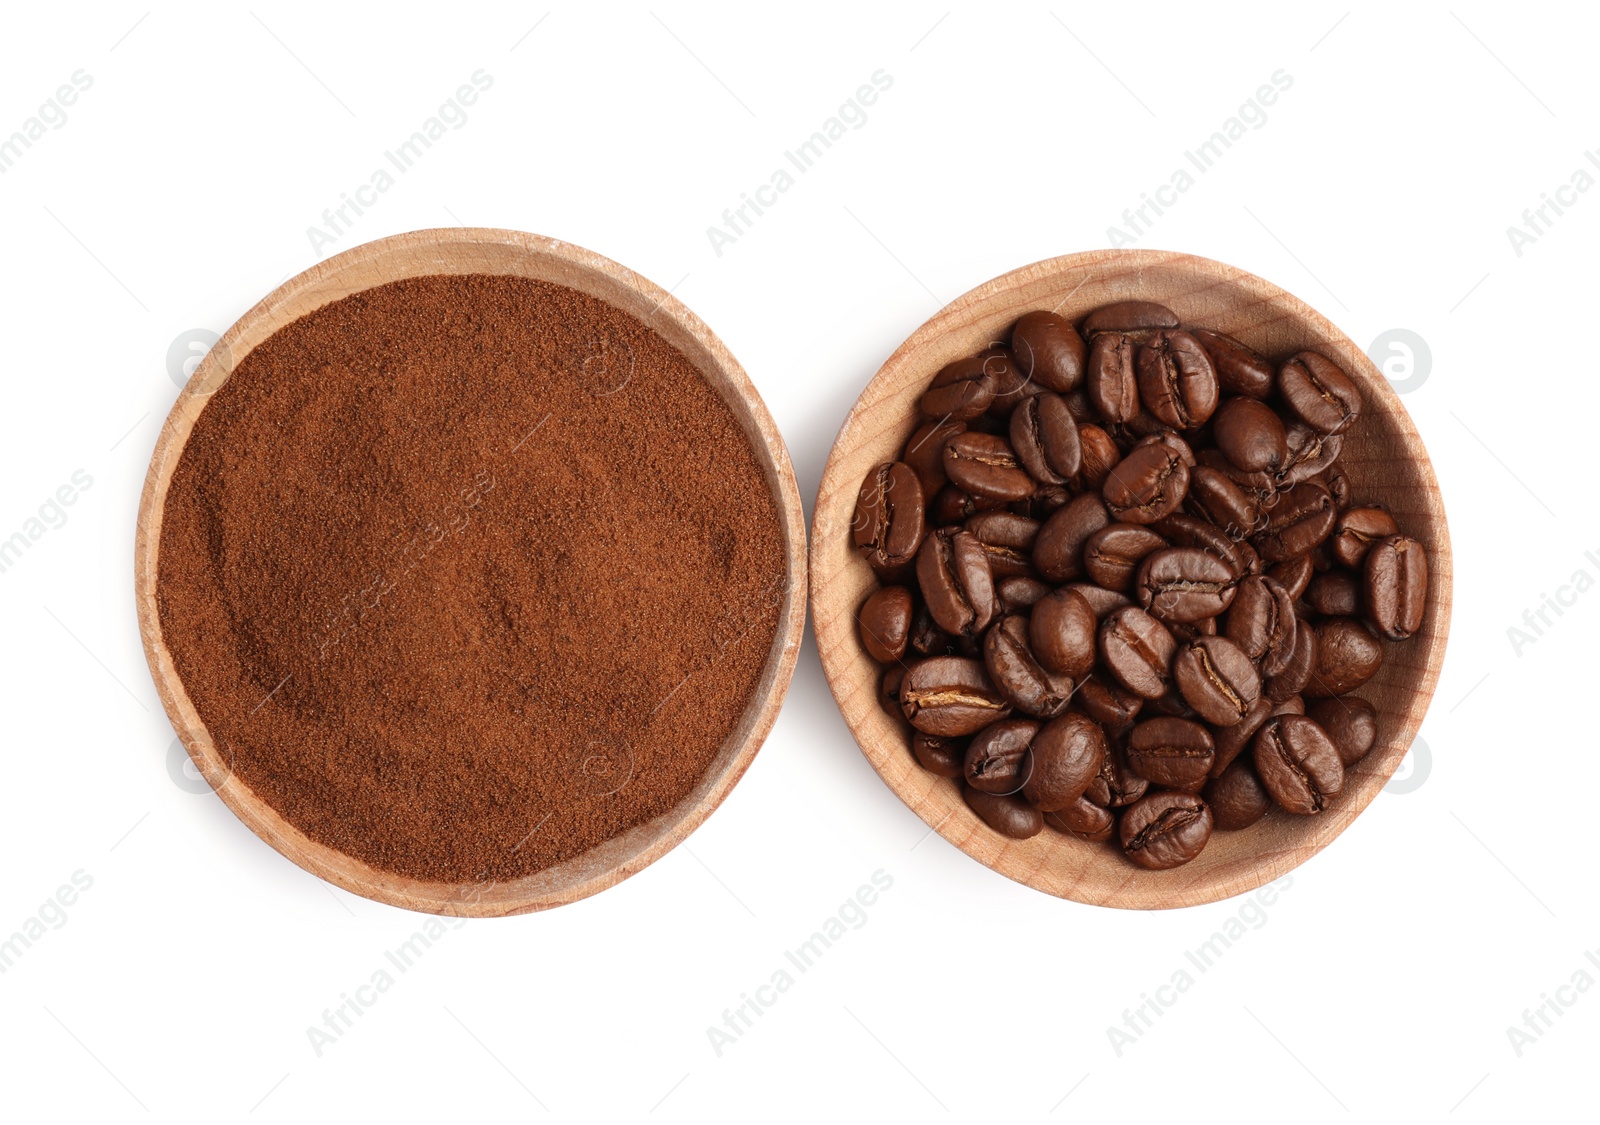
[135, 228, 808, 917]
[810, 249, 1452, 910]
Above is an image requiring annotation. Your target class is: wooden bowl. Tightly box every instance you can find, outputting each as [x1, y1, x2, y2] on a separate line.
[136, 228, 808, 917]
[811, 249, 1451, 910]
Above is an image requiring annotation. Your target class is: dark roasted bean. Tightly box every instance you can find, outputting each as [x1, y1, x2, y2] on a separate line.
[1205, 759, 1272, 830]
[916, 528, 997, 638]
[1306, 696, 1379, 766]
[943, 432, 1035, 502]
[1279, 351, 1361, 435]
[964, 510, 1040, 579]
[1083, 523, 1169, 593]
[997, 575, 1052, 613]
[965, 719, 1038, 794]
[1136, 330, 1219, 429]
[901, 419, 965, 499]
[964, 786, 1043, 838]
[1172, 635, 1261, 727]
[1010, 391, 1082, 484]
[900, 656, 1012, 735]
[1364, 534, 1428, 641]
[858, 585, 913, 663]
[1033, 492, 1110, 582]
[1078, 673, 1145, 729]
[1103, 431, 1192, 525]
[1263, 619, 1317, 703]
[921, 354, 997, 421]
[1045, 796, 1115, 842]
[853, 461, 925, 570]
[1305, 617, 1384, 697]
[1212, 396, 1287, 473]
[1120, 790, 1213, 869]
[1252, 715, 1344, 814]
[1087, 332, 1140, 423]
[912, 732, 966, 778]
[1276, 422, 1343, 487]
[1253, 481, 1335, 563]
[1063, 582, 1133, 620]
[1210, 695, 1273, 777]
[1266, 554, 1315, 600]
[1083, 300, 1180, 337]
[1078, 423, 1121, 489]
[1024, 712, 1107, 810]
[1135, 547, 1239, 623]
[1186, 465, 1262, 539]
[1085, 740, 1150, 807]
[1030, 587, 1099, 680]
[1127, 717, 1215, 790]
[984, 614, 1077, 718]
[1011, 311, 1086, 393]
[1188, 327, 1275, 398]
[1225, 575, 1298, 677]
[1331, 506, 1399, 569]
[1305, 570, 1361, 617]
[1100, 605, 1177, 700]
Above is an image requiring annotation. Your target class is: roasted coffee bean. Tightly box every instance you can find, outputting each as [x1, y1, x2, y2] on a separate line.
[900, 656, 1012, 735]
[1120, 791, 1213, 869]
[943, 432, 1035, 502]
[930, 484, 1000, 525]
[1188, 327, 1275, 398]
[1266, 555, 1315, 600]
[1305, 617, 1384, 697]
[983, 346, 1043, 416]
[1279, 351, 1361, 435]
[1225, 575, 1298, 677]
[908, 602, 957, 657]
[912, 732, 966, 778]
[1276, 422, 1343, 487]
[1033, 492, 1110, 582]
[854, 461, 926, 570]
[1306, 696, 1378, 766]
[1264, 619, 1316, 702]
[1078, 673, 1145, 728]
[1173, 635, 1261, 727]
[1127, 717, 1215, 790]
[1081, 523, 1166, 593]
[1153, 511, 1247, 576]
[1030, 587, 1099, 680]
[1135, 547, 1239, 623]
[1085, 741, 1149, 807]
[902, 418, 965, 499]
[858, 585, 913, 663]
[1253, 715, 1344, 814]
[1136, 330, 1219, 429]
[1205, 759, 1272, 830]
[965, 510, 1040, 579]
[1305, 570, 1360, 617]
[1063, 582, 1132, 619]
[1021, 484, 1072, 520]
[921, 354, 997, 421]
[965, 718, 1038, 794]
[1011, 311, 1086, 393]
[1210, 695, 1273, 777]
[1321, 461, 1353, 511]
[917, 528, 998, 638]
[1103, 431, 1192, 524]
[1148, 687, 1199, 718]
[880, 665, 906, 716]
[1197, 448, 1279, 517]
[1024, 711, 1107, 810]
[985, 614, 1077, 718]
[1167, 616, 1218, 645]
[1330, 506, 1398, 569]
[1364, 534, 1427, 641]
[1087, 332, 1140, 422]
[1010, 392, 1082, 484]
[1078, 423, 1121, 489]
[1083, 300, 1180, 337]
[1253, 481, 1335, 563]
[1186, 465, 1262, 539]
[964, 786, 1043, 838]
[1045, 796, 1115, 842]
[997, 575, 1052, 613]
[1211, 396, 1287, 473]
[1100, 606, 1177, 700]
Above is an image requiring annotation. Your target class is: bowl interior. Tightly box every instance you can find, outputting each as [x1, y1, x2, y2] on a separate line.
[811, 249, 1451, 909]
[136, 228, 808, 916]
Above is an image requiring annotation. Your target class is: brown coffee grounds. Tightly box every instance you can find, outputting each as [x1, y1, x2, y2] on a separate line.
[157, 273, 785, 885]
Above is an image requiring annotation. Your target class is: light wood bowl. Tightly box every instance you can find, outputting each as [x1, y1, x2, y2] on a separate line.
[135, 228, 808, 917]
[811, 249, 1452, 910]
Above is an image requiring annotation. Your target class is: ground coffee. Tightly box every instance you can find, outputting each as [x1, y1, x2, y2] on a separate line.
[158, 274, 785, 885]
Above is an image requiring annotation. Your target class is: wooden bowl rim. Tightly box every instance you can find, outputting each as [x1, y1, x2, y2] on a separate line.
[135, 227, 808, 917]
[810, 247, 1453, 910]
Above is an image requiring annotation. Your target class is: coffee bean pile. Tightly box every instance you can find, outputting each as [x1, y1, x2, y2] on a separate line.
[851, 301, 1429, 869]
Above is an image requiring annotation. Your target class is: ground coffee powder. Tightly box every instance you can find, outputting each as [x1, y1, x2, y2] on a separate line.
[157, 273, 785, 885]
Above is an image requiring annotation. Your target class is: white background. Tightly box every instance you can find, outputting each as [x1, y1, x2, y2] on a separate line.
[0, 2, 1594, 1121]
